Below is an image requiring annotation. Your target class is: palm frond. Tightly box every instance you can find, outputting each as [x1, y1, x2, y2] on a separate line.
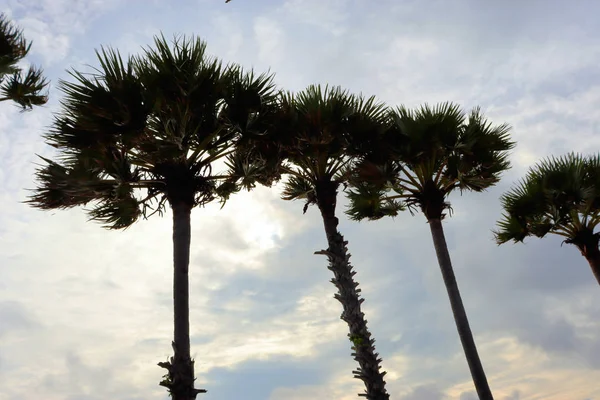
[493, 213, 530, 244]
[345, 183, 404, 221]
[87, 191, 142, 230]
[221, 65, 277, 134]
[0, 13, 30, 75]
[447, 107, 515, 192]
[281, 174, 317, 213]
[0, 14, 49, 110]
[0, 64, 48, 110]
[27, 156, 111, 210]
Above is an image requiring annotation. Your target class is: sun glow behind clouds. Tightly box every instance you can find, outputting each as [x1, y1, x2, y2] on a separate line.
[240, 214, 283, 251]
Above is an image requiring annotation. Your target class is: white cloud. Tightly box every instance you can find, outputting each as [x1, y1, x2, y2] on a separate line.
[253, 16, 285, 65]
[282, 0, 349, 36]
[15, 17, 71, 65]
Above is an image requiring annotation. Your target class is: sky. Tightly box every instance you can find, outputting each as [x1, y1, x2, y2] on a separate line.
[1, 0, 600, 399]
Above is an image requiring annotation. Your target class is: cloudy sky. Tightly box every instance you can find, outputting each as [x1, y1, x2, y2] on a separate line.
[1, 0, 600, 399]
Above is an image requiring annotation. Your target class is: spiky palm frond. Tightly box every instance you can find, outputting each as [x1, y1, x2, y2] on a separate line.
[0, 13, 29, 76]
[495, 152, 600, 245]
[87, 187, 142, 230]
[221, 66, 277, 133]
[0, 65, 48, 110]
[390, 102, 464, 171]
[450, 107, 515, 192]
[217, 70, 284, 193]
[281, 174, 317, 213]
[28, 156, 107, 210]
[48, 47, 149, 154]
[290, 85, 355, 165]
[0, 13, 49, 110]
[223, 148, 279, 192]
[346, 182, 404, 221]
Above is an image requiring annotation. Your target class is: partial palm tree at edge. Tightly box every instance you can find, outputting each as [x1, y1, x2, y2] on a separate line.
[0, 12, 49, 110]
[495, 152, 600, 285]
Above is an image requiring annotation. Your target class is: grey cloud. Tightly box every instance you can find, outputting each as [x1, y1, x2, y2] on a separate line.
[0, 301, 39, 337]
[459, 391, 477, 400]
[204, 357, 325, 400]
[404, 384, 447, 400]
[503, 390, 521, 400]
[34, 348, 165, 400]
[461, 389, 521, 400]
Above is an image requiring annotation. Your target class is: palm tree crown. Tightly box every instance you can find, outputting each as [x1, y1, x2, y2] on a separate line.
[347, 102, 515, 221]
[278, 85, 388, 212]
[29, 35, 275, 226]
[345, 102, 514, 400]
[0, 13, 48, 110]
[494, 153, 600, 284]
[495, 153, 600, 245]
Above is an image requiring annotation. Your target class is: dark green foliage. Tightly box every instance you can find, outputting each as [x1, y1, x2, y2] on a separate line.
[495, 152, 600, 246]
[259, 84, 389, 213]
[28, 35, 277, 228]
[346, 102, 515, 221]
[0, 13, 48, 110]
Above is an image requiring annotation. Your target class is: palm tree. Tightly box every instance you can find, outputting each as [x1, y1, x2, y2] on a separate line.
[28, 35, 276, 399]
[494, 152, 600, 285]
[263, 85, 390, 399]
[346, 103, 515, 400]
[0, 12, 48, 110]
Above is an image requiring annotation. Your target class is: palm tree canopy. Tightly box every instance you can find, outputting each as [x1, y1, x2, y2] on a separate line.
[28, 35, 277, 228]
[259, 84, 387, 213]
[346, 102, 515, 221]
[494, 152, 600, 247]
[0, 12, 49, 110]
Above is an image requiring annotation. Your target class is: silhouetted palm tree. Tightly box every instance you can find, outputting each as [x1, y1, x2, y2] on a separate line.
[263, 85, 390, 399]
[347, 103, 514, 400]
[495, 152, 600, 285]
[0, 13, 48, 110]
[28, 35, 276, 400]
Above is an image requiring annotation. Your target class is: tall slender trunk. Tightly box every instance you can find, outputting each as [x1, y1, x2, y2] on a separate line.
[158, 202, 206, 399]
[315, 184, 389, 400]
[428, 218, 493, 400]
[581, 245, 600, 285]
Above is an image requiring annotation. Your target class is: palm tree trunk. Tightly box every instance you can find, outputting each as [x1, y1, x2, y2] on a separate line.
[583, 246, 600, 285]
[159, 202, 206, 399]
[428, 218, 493, 400]
[316, 184, 389, 400]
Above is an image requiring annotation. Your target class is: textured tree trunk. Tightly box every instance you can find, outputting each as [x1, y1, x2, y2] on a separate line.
[428, 218, 493, 400]
[158, 202, 206, 399]
[582, 246, 600, 286]
[315, 183, 389, 400]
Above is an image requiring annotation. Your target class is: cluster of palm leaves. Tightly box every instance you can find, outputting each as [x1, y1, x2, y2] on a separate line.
[0, 13, 48, 111]
[20, 32, 600, 400]
[495, 153, 600, 284]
